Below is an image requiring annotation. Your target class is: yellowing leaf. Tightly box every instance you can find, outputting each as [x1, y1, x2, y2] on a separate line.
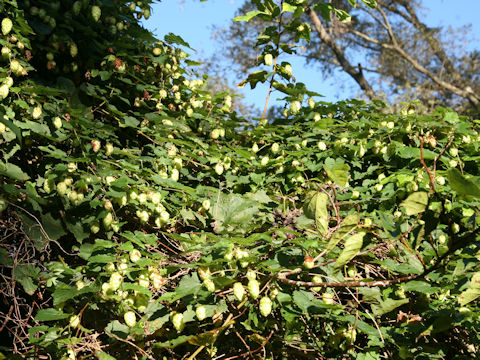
[303, 191, 329, 235]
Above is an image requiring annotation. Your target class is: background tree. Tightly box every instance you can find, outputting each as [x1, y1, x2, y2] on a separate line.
[212, 0, 480, 116]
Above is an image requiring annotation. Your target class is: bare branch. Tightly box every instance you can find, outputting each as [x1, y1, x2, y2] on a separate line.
[306, 6, 377, 100]
[350, 29, 480, 107]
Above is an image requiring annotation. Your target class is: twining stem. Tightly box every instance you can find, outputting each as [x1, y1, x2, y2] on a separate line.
[260, 1, 284, 121]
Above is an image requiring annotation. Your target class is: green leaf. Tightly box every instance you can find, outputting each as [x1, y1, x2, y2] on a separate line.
[152, 335, 193, 349]
[458, 273, 480, 305]
[400, 191, 428, 216]
[292, 290, 323, 313]
[371, 298, 409, 316]
[357, 352, 381, 360]
[159, 273, 202, 303]
[334, 232, 365, 269]
[122, 283, 152, 297]
[14, 264, 39, 295]
[35, 308, 70, 322]
[238, 70, 272, 89]
[52, 284, 98, 306]
[119, 116, 139, 128]
[282, 3, 296, 12]
[0, 115, 22, 144]
[18, 212, 66, 251]
[0, 248, 13, 266]
[361, 0, 377, 8]
[447, 168, 480, 198]
[334, 9, 351, 22]
[233, 10, 263, 22]
[326, 214, 359, 252]
[95, 351, 116, 360]
[323, 158, 350, 187]
[209, 193, 259, 234]
[314, 193, 329, 235]
[164, 33, 192, 48]
[88, 254, 117, 263]
[0, 161, 29, 181]
[105, 320, 130, 339]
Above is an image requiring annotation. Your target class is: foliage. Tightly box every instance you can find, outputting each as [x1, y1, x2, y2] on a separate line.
[1, 0, 480, 359]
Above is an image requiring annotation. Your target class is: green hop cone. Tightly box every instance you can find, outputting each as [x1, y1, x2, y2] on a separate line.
[2, 18, 13, 35]
[72, 1, 82, 15]
[0, 197, 8, 212]
[91, 6, 101, 22]
[124, 311, 136, 327]
[70, 43, 78, 57]
[143, 8, 151, 19]
[196, 306, 207, 321]
[248, 279, 260, 299]
[69, 315, 80, 328]
[172, 312, 184, 332]
[203, 278, 215, 292]
[259, 296, 272, 317]
[233, 282, 245, 302]
[0, 84, 9, 99]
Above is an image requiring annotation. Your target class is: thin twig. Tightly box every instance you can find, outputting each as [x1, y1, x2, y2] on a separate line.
[105, 331, 154, 359]
[365, 310, 385, 343]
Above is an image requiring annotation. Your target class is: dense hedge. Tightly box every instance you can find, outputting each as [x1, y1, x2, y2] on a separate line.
[1, 1, 480, 359]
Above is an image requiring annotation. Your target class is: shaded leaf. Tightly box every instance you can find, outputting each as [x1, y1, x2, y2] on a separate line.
[371, 298, 409, 316]
[13, 264, 39, 295]
[447, 168, 480, 198]
[35, 308, 70, 322]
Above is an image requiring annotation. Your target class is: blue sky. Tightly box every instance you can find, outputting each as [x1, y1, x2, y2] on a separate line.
[145, 0, 480, 113]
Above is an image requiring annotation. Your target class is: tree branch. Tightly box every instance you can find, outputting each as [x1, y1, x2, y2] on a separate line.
[350, 29, 480, 107]
[306, 6, 377, 100]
